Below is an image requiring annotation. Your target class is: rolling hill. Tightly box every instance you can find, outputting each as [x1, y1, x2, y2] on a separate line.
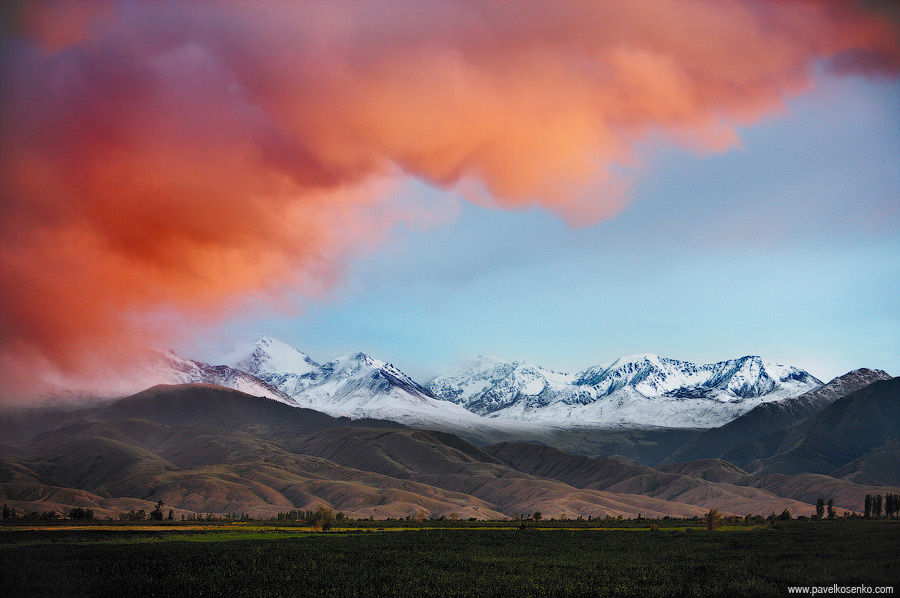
[3, 382, 897, 520]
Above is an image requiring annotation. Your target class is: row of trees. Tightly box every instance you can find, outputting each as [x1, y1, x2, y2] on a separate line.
[274, 506, 342, 530]
[118, 501, 174, 522]
[814, 498, 837, 520]
[6, 496, 899, 523]
[864, 494, 899, 519]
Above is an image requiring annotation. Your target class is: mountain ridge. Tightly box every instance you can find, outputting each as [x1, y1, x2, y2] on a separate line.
[428, 351, 822, 428]
[665, 368, 892, 464]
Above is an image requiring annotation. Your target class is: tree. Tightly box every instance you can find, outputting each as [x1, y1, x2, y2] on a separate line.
[703, 509, 721, 530]
[532, 511, 542, 521]
[865, 494, 872, 519]
[310, 506, 334, 531]
[778, 509, 792, 521]
[827, 499, 835, 520]
[815, 498, 825, 520]
[151, 501, 164, 521]
[167, 510, 174, 521]
[69, 507, 94, 521]
[2, 503, 10, 520]
[873, 495, 883, 519]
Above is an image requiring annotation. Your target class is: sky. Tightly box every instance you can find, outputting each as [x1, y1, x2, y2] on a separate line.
[208, 69, 900, 382]
[0, 1, 898, 398]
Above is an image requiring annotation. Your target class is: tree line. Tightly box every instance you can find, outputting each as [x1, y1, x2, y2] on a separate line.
[4, 495, 899, 523]
[863, 493, 899, 519]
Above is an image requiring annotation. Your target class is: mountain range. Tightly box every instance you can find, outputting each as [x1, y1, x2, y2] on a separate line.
[229, 337, 493, 435]
[143, 336, 823, 432]
[4, 335, 895, 521]
[2, 380, 897, 520]
[429, 352, 821, 427]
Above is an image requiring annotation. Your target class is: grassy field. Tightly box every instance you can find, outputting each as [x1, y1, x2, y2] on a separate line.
[2, 521, 897, 597]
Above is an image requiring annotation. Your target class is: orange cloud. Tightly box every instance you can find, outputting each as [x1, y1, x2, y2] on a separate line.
[1, 1, 897, 399]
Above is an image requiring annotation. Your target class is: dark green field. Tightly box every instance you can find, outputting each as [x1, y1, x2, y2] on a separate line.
[2, 521, 898, 597]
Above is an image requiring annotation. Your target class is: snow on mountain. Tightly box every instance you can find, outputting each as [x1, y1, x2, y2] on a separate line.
[428, 356, 576, 415]
[234, 336, 319, 378]
[231, 336, 321, 398]
[125, 336, 826, 432]
[429, 354, 822, 428]
[227, 338, 506, 436]
[139, 350, 298, 406]
[764, 367, 892, 412]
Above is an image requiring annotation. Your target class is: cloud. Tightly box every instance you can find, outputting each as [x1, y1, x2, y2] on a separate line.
[1, 1, 897, 398]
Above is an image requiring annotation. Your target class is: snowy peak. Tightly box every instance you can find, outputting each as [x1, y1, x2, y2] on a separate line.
[233, 336, 319, 378]
[319, 352, 435, 399]
[429, 357, 572, 412]
[574, 354, 698, 396]
[219, 337, 483, 431]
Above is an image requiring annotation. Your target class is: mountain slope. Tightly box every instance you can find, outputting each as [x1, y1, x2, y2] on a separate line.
[96, 383, 405, 434]
[746, 378, 900, 482]
[1, 387, 710, 519]
[5, 384, 897, 519]
[488, 442, 896, 514]
[145, 351, 298, 405]
[2, 421, 507, 519]
[487, 442, 815, 515]
[286, 427, 708, 519]
[832, 440, 900, 486]
[665, 369, 891, 464]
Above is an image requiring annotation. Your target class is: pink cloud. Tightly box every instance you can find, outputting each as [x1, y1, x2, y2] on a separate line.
[1, 1, 897, 398]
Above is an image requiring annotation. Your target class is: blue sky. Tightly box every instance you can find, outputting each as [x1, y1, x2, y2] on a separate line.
[196, 70, 899, 382]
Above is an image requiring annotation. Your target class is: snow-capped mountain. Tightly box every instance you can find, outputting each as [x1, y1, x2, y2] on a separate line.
[428, 354, 822, 428]
[775, 367, 892, 410]
[227, 337, 500, 435]
[427, 356, 577, 415]
[231, 336, 321, 397]
[145, 350, 298, 406]
[127, 336, 827, 431]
